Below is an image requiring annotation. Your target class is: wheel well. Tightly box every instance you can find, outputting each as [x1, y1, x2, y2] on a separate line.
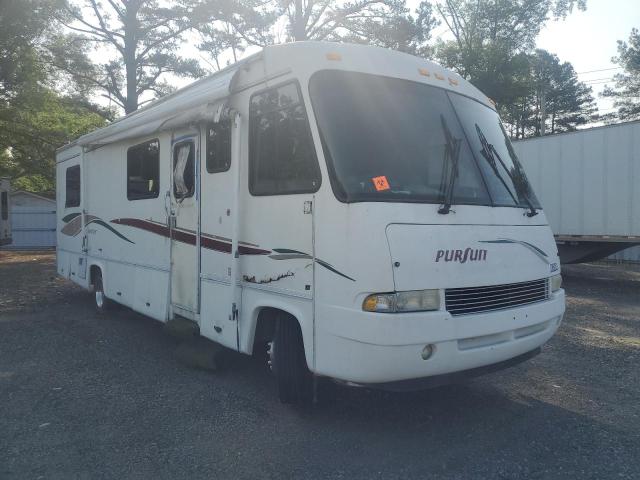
[252, 307, 298, 355]
[89, 265, 102, 290]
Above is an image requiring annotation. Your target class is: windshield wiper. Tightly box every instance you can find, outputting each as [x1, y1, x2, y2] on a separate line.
[438, 115, 462, 215]
[474, 124, 538, 217]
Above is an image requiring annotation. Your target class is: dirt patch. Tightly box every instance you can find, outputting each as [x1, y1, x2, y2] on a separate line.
[0, 251, 83, 314]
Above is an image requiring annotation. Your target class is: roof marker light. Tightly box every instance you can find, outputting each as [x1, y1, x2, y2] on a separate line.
[326, 52, 342, 61]
[448, 77, 459, 86]
[434, 73, 445, 80]
[418, 68, 431, 77]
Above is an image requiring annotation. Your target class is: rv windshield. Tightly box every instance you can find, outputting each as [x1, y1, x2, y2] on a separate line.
[309, 70, 539, 208]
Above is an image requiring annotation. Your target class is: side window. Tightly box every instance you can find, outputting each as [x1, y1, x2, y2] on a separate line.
[173, 140, 195, 199]
[65, 165, 81, 208]
[249, 81, 321, 195]
[206, 120, 231, 173]
[1, 191, 7, 220]
[127, 139, 160, 200]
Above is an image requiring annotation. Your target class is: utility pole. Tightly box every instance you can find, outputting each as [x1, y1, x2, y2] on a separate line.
[540, 87, 547, 136]
[293, 0, 305, 41]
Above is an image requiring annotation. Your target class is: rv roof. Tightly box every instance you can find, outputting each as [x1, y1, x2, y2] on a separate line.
[58, 42, 491, 153]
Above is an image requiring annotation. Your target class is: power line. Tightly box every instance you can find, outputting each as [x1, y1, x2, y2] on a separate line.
[576, 67, 622, 75]
[585, 80, 615, 86]
[430, 26, 451, 42]
[583, 77, 614, 83]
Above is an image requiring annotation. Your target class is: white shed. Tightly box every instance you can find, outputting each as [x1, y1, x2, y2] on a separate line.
[7, 191, 56, 249]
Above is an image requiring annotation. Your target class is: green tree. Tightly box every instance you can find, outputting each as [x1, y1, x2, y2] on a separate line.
[337, 1, 439, 54]
[0, 0, 107, 191]
[542, 54, 596, 133]
[193, 0, 438, 78]
[0, 0, 48, 101]
[433, 0, 587, 108]
[0, 91, 106, 191]
[61, 0, 207, 113]
[193, 0, 276, 69]
[272, 0, 412, 44]
[504, 50, 596, 138]
[602, 28, 640, 122]
[196, 0, 438, 59]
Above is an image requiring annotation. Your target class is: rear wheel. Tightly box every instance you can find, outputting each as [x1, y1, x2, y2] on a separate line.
[93, 270, 113, 313]
[270, 313, 313, 405]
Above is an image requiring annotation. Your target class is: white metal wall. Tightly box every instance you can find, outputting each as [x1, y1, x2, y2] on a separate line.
[514, 121, 640, 238]
[8, 204, 56, 249]
[514, 122, 640, 264]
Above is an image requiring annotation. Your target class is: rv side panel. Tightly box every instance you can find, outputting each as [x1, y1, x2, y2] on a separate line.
[57, 136, 172, 322]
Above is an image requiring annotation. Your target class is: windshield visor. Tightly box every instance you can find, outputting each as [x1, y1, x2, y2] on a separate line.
[309, 70, 539, 208]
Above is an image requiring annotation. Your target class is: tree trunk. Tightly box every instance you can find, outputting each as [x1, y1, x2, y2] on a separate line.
[123, 4, 139, 114]
[293, 0, 306, 41]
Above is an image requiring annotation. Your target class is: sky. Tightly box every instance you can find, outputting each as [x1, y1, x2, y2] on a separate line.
[534, 0, 638, 114]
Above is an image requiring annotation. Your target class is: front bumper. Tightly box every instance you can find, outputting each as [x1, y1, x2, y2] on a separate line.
[357, 347, 542, 392]
[314, 290, 565, 384]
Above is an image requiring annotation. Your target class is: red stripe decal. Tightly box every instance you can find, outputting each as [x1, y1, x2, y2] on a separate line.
[111, 218, 270, 255]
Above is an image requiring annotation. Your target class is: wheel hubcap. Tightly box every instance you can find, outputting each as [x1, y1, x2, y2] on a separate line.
[267, 340, 275, 372]
[96, 289, 104, 308]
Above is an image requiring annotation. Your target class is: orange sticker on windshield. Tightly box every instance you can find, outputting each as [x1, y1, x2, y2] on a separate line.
[372, 176, 390, 191]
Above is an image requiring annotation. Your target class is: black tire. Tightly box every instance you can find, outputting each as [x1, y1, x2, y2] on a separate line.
[272, 313, 313, 405]
[93, 271, 113, 313]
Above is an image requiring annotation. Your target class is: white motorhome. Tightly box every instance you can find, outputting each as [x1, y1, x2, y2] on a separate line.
[56, 42, 565, 403]
[0, 178, 11, 246]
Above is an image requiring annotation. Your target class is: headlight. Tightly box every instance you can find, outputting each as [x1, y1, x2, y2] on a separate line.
[363, 289, 440, 313]
[550, 274, 562, 292]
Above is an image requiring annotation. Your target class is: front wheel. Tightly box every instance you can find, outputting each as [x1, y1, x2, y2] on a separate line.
[270, 314, 313, 405]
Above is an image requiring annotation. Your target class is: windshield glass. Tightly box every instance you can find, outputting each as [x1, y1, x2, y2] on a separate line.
[448, 93, 540, 208]
[309, 70, 539, 208]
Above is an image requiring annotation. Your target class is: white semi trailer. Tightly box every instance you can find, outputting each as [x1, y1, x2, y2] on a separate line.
[0, 178, 11, 246]
[513, 121, 640, 263]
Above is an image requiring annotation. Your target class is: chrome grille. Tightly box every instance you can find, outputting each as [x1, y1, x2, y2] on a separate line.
[445, 278, 549, 316]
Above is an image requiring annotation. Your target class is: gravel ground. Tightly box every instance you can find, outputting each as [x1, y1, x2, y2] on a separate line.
[1, 251, 638, 479]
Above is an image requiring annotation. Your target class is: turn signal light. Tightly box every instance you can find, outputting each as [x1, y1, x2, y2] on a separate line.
[550, 274, 562, 292]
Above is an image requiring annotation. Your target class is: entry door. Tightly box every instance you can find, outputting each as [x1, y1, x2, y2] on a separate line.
[170, 133, 200, 317]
